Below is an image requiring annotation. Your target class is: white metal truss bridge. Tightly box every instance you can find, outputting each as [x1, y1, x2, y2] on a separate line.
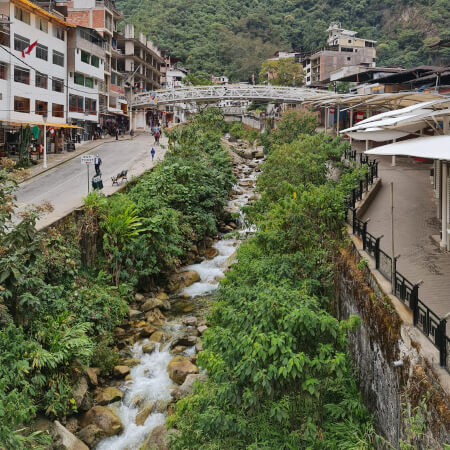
[132, 84, 337, 108]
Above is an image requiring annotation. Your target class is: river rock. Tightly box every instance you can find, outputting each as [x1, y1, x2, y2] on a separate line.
[113, 365, 130, 378]
[195, 342, 203, 353]
[114, 327, 127, 338]
[204, 247, 218, 259]
[140, 324, 157, 338]
[145, 308, 166, 325]
[197, 325, 208, 335]
[142, 297, 170, 312]
[167, 355, 199, 384]
[183, 316, 198, 327]
[95, 387, 123, 406]
[72, 377, 88, 409]
[156, 292, 169, 301]
[51, 420, 89, 450]
[121, 358, 141, 368]
[135, 293, 145, 303]
[167, 270, 200, 293]
[171, 373, 207, 401]
[128, 308, 144, 320]
[149, 331, 168, 343]
[80, 406, 123, 437]
[172, 335, 197, 347]
[141, 424, 169, 450]
[142, 342, 157, 354]
[170, 345, 187, 355]
[135, 401, 155, 426]
[85, 368, 99, 386]
[76, 424, 103, 448]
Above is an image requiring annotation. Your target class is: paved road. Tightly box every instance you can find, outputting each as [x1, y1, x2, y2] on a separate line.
[16, 133, 166, 229]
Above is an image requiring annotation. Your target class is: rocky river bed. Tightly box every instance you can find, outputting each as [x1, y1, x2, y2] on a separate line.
[46, 142, 263, 450]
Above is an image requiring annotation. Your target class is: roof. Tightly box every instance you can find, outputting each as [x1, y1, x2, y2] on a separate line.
[13, 0, 74, 27]
[368, 66, 446, 85]
[365, 135, 450, 160]
[332, 67, 404, 83]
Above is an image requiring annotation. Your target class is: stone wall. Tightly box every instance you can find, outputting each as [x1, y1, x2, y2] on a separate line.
[337, 245, 450, 447]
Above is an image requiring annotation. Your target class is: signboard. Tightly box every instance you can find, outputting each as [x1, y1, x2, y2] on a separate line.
[330, 107, 335, 114]
[81, 155, 95, 165]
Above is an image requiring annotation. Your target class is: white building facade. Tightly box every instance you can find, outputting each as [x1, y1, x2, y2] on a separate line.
[0, 0, 69, 125]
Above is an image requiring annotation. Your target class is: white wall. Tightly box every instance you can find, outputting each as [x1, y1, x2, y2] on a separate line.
[0, 4, 67, 124]
[74, 48, 104, 81]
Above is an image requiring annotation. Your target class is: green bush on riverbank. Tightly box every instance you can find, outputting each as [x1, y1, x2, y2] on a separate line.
[0, 108, 234, 447]
[168, 114, 378, 448]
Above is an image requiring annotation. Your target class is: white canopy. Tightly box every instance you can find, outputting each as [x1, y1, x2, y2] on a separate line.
[364, 135, 450, 160]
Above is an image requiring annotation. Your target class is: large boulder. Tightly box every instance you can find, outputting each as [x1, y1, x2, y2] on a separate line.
[204, 247, 218, 259]
[51, 420, 89, 450]
[167, 271, 200, 294]
[149, 331, 168, 343]
[142, 298, 170, 312]
[95, 387, 123, 406]
[128, 308, 144, 320]
[80, 406, 123, 437]
[121, 358, 141, 368]
[183, 316, 197, 327]
[76, 424, 103, 448]
[140, 324, 157, 338]
[72, 377, 88, 409]
[85, 368, 99, 386]
[142, 342, 157, 354]
[113, 365, 130, 378]
[141, 425, 169, 450]
[171, 335, 197, 348]
[167, 355, 199, 384]
[135, 401, 155, 426]
[171, 373, 207, 401]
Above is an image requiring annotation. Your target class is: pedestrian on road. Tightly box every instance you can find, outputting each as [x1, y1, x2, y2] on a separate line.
[151, 147, 155, 161]
[130, 129, 135, 140]
[94, 154, 102, 175]
[115, 128, 119, 140]
[154, 131, 160, 145]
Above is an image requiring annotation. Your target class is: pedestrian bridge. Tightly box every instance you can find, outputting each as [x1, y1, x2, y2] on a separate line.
[133, 84, 334, 107]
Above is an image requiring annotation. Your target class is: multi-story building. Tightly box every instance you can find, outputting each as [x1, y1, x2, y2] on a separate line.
[112, 24, 163, 130]
[161, 55, 187, 89]
[0, 0, 71, 154]
[66, 0, 127, 129]
[301, 22, 377, 86]
[67, 25, 106, 140]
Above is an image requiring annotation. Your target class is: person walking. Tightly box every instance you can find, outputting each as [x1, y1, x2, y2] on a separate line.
[154, 131, 160, 145]
[150, 147, 155, 161]
[94, 154, 102, 175]
[130, 129, 135, 140]
[115, 128, 119, 140]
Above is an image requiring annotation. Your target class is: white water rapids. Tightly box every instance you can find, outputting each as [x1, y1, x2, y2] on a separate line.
[95, 157, 260, 449]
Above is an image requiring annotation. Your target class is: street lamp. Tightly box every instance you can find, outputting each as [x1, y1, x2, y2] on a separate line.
[43, 112, 48, 169]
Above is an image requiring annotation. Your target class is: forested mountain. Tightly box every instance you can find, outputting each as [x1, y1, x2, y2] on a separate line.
[117, 0, 450, 81]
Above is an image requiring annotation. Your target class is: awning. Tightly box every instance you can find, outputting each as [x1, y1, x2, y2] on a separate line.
[14, 0, 74, 27]
[2, 120, 83, 129]
[365, 135, 450, 160]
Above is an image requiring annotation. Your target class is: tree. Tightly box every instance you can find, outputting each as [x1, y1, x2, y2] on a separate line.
[259, 57, 305, 86]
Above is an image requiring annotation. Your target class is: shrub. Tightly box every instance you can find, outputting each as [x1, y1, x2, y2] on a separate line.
[91, 338, 120, 376]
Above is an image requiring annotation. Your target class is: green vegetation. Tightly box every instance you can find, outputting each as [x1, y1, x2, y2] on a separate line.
[117, 0, 450, 80]
[259, 57, 304, 86]
[0, 108, 234, 446]
[167, 113, 378, 448]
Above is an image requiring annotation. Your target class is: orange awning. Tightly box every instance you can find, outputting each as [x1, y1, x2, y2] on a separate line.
[13, 0, 75, 28]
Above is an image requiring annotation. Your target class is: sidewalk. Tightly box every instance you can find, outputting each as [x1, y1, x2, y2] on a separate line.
[21, 133, 141, 182]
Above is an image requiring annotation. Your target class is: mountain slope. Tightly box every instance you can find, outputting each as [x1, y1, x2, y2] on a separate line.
[117, 0, 450, 81]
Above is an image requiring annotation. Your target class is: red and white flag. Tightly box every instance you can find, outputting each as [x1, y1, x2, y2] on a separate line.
[48, 127, 55, 136]
[22, 40, 38, 58]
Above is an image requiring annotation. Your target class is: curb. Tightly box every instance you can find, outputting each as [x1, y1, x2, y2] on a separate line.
[20, 136, 134, 184]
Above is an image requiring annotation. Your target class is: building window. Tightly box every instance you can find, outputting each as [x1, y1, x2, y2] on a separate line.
[53, 50, 64, 66]
[91, 55, 100, 68]
[54, 26, 64, 41]
[35, 100, 48, 116]
[14, 66, 30, 84]
[74, 72, 84, 86]
[85, 97, 96, 114]
[85, 77, 93, 88]
[14, 34, 29, 52]
[81, 50, 90, 64]
[0, 62, 7, 80]
[52, 77, 64, 93]
[14, 96, 30, 113]
[14, 7, 30, 25]
[346, 56, 351, 61]
[69, 94, 84, 113]
[36, 17, 48, 33]
[111, 72, 116, 85]
[35, 72, 48, 89]
[52, 103, 64, 118]
[36, 44, 48, 61]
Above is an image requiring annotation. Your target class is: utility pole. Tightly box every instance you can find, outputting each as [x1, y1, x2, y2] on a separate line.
[391, 182, 395, 289]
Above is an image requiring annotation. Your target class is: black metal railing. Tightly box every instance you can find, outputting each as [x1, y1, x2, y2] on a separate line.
[343, 150, 449, 370]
